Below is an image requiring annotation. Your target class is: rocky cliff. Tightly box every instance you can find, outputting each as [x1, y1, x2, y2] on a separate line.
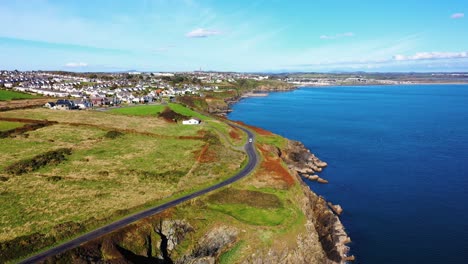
[204, 81, 296, 115]
[281, 139, 353, 263]
[254, 82, 295, 92]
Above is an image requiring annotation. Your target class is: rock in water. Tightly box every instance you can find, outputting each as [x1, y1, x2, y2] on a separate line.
[328, 202, 343, 215]
[317, 177, 329, 184]
[309, 175, 319, 181]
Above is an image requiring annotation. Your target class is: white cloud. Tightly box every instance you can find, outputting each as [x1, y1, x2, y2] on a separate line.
[65, 62, 88, 67]
[451, 13, 464, 19]
[320, 32, 355, 40]
[393, 51, 468, 61]
[285, 49, 468, 71]
[186, 28, 221, 38]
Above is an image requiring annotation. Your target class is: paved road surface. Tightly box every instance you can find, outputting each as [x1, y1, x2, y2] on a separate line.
[20, 123, 257, 264]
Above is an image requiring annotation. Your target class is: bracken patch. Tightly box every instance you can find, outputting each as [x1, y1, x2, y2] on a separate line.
[229, 128, 241, 140]
[256, 144, 295, 187]
[198, 144, 218, 163]
[233, 121, 272, 136]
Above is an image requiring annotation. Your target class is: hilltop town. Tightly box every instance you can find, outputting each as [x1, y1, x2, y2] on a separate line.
[0, 70, 272, 107]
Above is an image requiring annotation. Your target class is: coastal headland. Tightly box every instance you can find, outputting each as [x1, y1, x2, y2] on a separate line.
[0, 77, 352, 263]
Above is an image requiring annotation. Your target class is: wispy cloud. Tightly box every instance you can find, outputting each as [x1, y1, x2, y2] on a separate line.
[393, 51, 468, 61]
[284, 50, 468, 72]
[186, 28, 221, 38]
[320, 32, 355, 40]
[65, 62, 88, 67]
[451, 13, 464, 19]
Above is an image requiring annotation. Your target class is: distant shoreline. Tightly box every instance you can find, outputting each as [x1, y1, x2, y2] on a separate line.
[294, 82, 468, 88]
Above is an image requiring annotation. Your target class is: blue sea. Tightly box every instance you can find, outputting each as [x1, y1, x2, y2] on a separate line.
[228, 85, 468, 264]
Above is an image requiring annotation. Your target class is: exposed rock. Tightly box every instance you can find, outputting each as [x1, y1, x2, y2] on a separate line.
[177, 226, 238, 264]
[299, 183, 350, 263]
[309, 175, 320, 181]
[316, 161, 328, 168]
[281, 139, 351, 263]
[280, 140, 328, 177]
[317, 177, 329, 184]
[159, 220, 194, 252]
[328, 203, 344, 215]
[42, 217, 194, 264]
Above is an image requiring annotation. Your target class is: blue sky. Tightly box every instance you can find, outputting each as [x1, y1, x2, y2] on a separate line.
[0, 0, 467, 72]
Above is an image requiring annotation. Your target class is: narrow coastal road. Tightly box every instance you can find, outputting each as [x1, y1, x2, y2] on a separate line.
[19, 124, 257, 264]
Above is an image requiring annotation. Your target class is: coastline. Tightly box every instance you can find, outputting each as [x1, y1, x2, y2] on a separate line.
[294, 81, 468, 88]
[226, 87, 354, 262]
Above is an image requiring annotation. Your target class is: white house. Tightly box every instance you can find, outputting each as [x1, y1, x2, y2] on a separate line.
[182, 118, 201, 125]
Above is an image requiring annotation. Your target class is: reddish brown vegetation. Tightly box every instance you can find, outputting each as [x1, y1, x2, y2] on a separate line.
[197, 144, 217, 163]
[256, 144, 295, 187]
[229, 129, 241, 140]
[233, 121, 272, 136]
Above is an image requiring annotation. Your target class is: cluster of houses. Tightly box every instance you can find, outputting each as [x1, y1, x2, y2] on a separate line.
[1, 70, 273, 109]
[44, 99, 92, 110]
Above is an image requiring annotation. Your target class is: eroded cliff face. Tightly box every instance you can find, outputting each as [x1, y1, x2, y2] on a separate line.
[43, 217, 195, 264]
[44, 219, 241, 264]
[177, 226, 239, 264]
[254, 82, 295, 92]
[205, 83, 296, 115]
[280, 139, 352, 263]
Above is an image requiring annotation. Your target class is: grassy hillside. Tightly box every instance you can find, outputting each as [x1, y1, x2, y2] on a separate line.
[0, 106, 246, 261]
[0, 104, 326, 263]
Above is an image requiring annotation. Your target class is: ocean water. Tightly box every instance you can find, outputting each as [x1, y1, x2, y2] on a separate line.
[228, 85, 468, 264]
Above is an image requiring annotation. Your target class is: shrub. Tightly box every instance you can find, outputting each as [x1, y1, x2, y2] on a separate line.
[47, 176, 63, 182]
[98, 171, 109, 176]
[5, 148, 72, 175]
[104, 130, 124, 139]
[158, 107, 189, 122]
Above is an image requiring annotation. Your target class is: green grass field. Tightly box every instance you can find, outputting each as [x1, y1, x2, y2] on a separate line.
[0, 121, 24, 131]
[0, 108, 244, 247]
[109, 103, 208, 120]
[0, 90, 40, 101]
